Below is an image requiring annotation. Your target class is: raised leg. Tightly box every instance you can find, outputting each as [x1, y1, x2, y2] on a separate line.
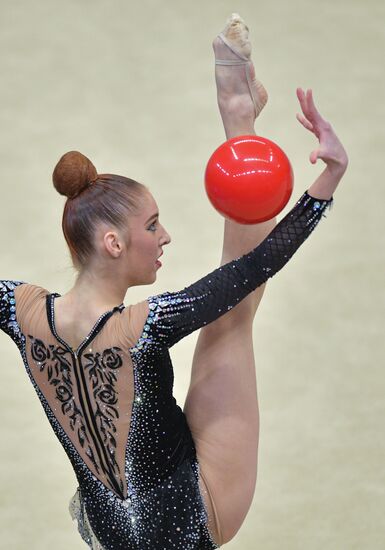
[183, 14, 277, 546]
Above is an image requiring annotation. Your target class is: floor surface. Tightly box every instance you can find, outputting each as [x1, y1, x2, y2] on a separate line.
[0, 1, 383, 548]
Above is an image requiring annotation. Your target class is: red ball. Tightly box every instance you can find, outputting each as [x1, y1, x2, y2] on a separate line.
[204, 135, 294, 224]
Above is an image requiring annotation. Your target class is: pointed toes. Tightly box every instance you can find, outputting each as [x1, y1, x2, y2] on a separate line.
[222, 13, 252, 58]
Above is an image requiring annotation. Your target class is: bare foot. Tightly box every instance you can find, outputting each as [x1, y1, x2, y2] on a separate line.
[213, 13, 268, 125]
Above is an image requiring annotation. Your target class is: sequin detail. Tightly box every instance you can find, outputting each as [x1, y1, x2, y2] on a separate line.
[0, 280, 26, 338]
[0, 190, 333, 549]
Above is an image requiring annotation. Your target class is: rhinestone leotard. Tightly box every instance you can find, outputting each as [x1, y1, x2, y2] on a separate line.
[0, 190, 333, 549]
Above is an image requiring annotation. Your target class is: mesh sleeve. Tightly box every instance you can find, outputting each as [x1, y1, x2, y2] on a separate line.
[144, 190, 334, 348]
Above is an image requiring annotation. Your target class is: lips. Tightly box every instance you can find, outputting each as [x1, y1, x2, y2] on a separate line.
[156, 251, 163, 268]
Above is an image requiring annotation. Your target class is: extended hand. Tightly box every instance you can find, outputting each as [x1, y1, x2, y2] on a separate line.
[296, 88, 348, 175]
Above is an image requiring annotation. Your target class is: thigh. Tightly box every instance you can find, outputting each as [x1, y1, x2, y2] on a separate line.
[183, 293, 263, 545]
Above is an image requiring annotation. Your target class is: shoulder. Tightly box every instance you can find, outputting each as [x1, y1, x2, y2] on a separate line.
[119, 299, 150, 347]
[11, 281, 50, 308]
[1, 280, 50, 327]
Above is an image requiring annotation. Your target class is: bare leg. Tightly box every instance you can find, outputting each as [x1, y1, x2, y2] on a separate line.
[183, 14, 277, 546]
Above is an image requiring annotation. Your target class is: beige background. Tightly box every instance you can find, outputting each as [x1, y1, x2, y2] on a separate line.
[0, 0, 384, 548]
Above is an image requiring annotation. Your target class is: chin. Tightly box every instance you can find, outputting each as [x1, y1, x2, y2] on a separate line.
[143, 272, 157, 286]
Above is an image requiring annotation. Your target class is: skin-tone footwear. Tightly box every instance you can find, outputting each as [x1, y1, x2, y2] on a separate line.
[215, 13, 268, 118]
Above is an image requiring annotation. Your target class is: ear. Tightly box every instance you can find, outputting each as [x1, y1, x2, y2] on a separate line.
[103, 231, 123, 257]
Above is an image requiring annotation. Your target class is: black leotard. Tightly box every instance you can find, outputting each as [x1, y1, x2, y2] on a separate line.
[0, 190, 333, 549]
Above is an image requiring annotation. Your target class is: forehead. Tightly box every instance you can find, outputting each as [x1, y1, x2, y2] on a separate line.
[141, 191, 158, 212]
[132, 190, 158, 223]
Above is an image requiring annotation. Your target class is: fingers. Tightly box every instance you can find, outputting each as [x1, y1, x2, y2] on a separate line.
[309, 149, 319, 164]
[297, 87, 315, 118]
[296, 87, 308, 114]
[296, 89, 312, 128]
[296, 112, 314, 132]
[296, 87, 345, 168]
[296, 87, 318, 129]
[297, 87, 328, 128]
[305, 89, 325, 122]
[298, 88, 315, 119]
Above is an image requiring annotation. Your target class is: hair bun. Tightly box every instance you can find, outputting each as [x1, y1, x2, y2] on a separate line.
[53, 151, 98, 199]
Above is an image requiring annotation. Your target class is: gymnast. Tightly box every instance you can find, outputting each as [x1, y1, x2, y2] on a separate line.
[0, 13, 348, 550]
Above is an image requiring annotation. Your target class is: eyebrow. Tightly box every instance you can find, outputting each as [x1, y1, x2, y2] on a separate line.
[145, 213, 159, 224]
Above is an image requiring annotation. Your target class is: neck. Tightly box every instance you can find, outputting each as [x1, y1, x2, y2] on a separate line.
[64, 270, 128, 312]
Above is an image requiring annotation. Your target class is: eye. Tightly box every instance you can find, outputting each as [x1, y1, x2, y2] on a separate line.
[148, 221, 157, 232]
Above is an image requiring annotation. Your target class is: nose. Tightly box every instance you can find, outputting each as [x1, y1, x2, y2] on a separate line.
[161, 225, 171, 246]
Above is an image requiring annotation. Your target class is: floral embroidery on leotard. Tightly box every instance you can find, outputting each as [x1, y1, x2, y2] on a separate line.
[28, 335, 127, 497]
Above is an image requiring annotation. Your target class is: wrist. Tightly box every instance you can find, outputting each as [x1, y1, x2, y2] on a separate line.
[324, 159, 348, 180]
[308, 160, 347, 200]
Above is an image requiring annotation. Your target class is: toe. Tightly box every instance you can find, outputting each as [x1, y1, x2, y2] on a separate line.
[222, 13, 251, 58]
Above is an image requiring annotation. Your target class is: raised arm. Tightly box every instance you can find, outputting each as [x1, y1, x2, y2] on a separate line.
[140, 88, 348, 350]
[145, 189, 332, 349]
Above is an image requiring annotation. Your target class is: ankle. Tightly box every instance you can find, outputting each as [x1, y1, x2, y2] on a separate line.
[218, 92, 255, 115]
[224, 123, 256, 140]
[219, 102, 256, 135]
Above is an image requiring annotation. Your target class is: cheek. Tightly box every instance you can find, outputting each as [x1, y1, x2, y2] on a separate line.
[130, 236, 156, 265]
[135, 239, 154, 264]
[143, 238, 157, 257]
